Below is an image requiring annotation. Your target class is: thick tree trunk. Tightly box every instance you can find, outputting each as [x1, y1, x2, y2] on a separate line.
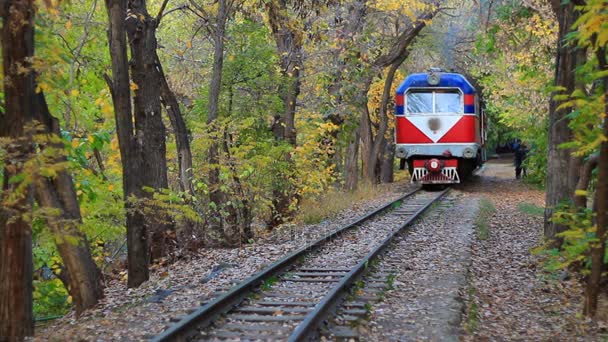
[584, 48, 608, 317]
[265, 0, 303, 227]
[381, 139, 395, 183]
[126, 0, 174, 262]
[157, 54, 194, 195]
[544, 2, 585, 239]
[33, 94, 104, 315]
[0, 0, 36, 337]
[105, 0, 149, 287]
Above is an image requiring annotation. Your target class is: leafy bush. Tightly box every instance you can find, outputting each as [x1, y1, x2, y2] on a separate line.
[534, 204, 602, 275]
[33, 279, 71, 319]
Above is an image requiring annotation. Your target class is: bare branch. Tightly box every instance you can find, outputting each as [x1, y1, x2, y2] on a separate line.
[160, 4, 188, 21]
[155, 0, 171, 25]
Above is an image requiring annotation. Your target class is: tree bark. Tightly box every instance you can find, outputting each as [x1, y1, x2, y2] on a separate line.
[381, 138, 395, 184]
[265, 0, 304, 227]
[206, 0, 230, 246]
[584, 46, 607, 317]
[32, 93, 104, 316]
[126, 0, 174, 262]
[199, 0, 251, 246]
[157, 53, 194, 196]
[344, 126, 360, 191]
[0, 0, 36, 337]
[105, 0, 149, 287]
[267, 0, 302, 146]
[574, 154, 599, 209]
[544, 2, 585, 239]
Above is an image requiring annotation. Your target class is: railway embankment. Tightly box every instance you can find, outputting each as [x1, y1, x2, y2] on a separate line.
[34, 156, 604, 340]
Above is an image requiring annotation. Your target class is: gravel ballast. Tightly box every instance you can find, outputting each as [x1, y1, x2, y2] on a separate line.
[35, 183, 415, 341]
[359, 191, 477, 341]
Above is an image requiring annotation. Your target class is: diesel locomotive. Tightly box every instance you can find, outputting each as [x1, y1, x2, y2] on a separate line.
[395, 69, 487, 184]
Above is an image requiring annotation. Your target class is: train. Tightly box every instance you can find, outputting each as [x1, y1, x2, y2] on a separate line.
[394, 68, 487, 184]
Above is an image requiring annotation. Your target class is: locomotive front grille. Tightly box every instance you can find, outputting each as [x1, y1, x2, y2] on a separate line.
[411, 167, 460, 184]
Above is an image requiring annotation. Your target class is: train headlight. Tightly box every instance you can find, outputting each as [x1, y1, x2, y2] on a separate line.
[428, 159, 441, 172]
[427, 73, 440, 86]
[396, 146, 408, 158]
[463, 147, 476, 159]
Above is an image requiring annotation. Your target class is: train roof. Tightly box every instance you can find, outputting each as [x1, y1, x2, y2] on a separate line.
[396, 72, 476, 94]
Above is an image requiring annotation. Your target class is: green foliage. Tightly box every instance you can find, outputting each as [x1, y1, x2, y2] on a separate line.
[535, 204, 599, 275]
[33, 278, 71, 319]
[517, 202, 544, 217]
[464, 286, 480, 333]
[470, 2, 555, 185]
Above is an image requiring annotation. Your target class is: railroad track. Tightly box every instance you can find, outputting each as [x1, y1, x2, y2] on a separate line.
[152, 187, 449, 341]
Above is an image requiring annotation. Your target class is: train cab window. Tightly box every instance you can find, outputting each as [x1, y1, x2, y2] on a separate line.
[406, 89, 463, 114]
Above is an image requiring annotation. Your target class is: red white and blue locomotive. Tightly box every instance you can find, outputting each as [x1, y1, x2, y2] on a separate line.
[395, 69, 487, 184]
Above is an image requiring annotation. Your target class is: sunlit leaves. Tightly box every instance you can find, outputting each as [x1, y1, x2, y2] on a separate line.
[369, 0, 434, 22]
[573, 0, 608, 49]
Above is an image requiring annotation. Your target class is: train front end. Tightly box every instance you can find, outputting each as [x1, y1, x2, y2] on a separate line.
[394, 70, 486, 184]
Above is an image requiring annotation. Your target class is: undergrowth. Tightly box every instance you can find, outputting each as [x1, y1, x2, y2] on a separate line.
[295, 182, 382, 224]
[533, 204, 596, 275]
[464, 286, 480, 333]
[475, 198, 496, 240]
[518, 202, 544, 217]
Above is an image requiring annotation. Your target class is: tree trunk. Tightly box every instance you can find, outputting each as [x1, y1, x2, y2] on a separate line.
[32, 93, 104, 315]
[205, 0, 228, 246]
[574, 154, 599, 209]
[381, 138, 395, 184]
[544, 2, 585, 239]
[221, 130, 253, 244]
[364, 60, 403, 182]
[126, 0, 174, 262]
[344, 126, 360, 191]
[157, 54, 194, 196]
[584, 47, 608, 317]
[203, 0, 251, 246]
[360, 9, 436, 183]
[323, 1, 367, 187]
[105, 0, 149, 287]
[359, 77, 374, 182]
[0, 0, 36, 337]
[265, 0, 303, 227]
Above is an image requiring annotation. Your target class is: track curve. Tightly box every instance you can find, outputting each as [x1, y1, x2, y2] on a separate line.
[152, 187, 449, 341]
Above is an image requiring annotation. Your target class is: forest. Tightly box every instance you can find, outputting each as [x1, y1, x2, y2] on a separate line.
[0, 0, 607, 339]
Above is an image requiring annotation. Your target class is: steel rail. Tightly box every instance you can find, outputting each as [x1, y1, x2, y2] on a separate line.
[288, 187, 450, 341]
[151, 187, 422, 342]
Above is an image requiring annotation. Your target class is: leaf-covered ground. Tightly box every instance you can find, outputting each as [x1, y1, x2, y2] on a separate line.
[355, 156, 605, 341]
[461, 156, 604, 340]
[34, 156, 606, 340]
[34, 183, 414, 341]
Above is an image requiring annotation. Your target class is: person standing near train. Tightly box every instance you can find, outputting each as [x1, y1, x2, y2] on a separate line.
[515, 143, 528, 179]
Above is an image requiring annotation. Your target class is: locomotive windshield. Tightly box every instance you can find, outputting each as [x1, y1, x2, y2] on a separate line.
[406, 89, 462, 114]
